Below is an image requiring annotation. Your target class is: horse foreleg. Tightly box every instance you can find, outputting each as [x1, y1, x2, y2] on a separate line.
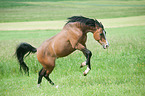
[75, 43, 92, 76]
[81, 48, 92, 76]
[80, 61, 86, 68]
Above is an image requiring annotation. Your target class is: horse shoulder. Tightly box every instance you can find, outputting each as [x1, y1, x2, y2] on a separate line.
[64, 25, 83, 48]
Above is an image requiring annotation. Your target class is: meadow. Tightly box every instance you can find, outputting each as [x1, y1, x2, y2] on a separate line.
[0, 0, 145, 22]
[0, 0, 145, 96]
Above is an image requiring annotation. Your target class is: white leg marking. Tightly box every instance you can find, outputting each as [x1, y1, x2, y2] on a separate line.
[83, 67, 90, 76]
[80, 61, 86, 68]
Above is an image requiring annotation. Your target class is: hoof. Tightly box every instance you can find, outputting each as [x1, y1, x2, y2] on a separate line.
[83, 67, 90, 76]
[53, 85, 59, 88]
[56, 85, 59, 88]
[83, 72, 87, 76]
[80, 65, 83, 68]
[37, 84, 41, 88]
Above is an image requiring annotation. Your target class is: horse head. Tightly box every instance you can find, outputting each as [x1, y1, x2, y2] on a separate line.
[93, 22, 109, 49]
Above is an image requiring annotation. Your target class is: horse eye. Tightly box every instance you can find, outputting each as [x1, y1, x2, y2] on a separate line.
[100, 33, 103, 36]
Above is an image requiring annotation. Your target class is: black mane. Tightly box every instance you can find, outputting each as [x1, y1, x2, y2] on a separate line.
[67, 16, 101, 27]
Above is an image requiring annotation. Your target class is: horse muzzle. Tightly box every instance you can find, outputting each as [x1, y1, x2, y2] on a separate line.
[103, 44, 109, 49]
[102, 40, 109, 49]
[97, 40, 109, 49]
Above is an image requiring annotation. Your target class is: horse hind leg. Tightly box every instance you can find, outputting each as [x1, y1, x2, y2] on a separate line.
[44, 74, 58, 88]
[39, 57, 57, 87]
[45, 59, 59, 88]
[44, 63, 55, 85]
[37, 67, 55, 87]
[37, 67, 45, 87]
[37, 66, 55, 87]
[44, 74, 54, 85]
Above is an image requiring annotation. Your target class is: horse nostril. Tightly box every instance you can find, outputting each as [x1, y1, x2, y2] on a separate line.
[106, 45, 109, 48]
[103, 44, 109, 49]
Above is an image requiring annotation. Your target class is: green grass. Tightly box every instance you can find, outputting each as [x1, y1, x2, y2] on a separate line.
[0, 0, 145, 22]
[0, 26, 144, 95]
[1, 15, 145, 31]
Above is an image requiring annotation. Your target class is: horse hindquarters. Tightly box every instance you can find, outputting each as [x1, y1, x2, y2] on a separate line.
[37, 52, 56, 86]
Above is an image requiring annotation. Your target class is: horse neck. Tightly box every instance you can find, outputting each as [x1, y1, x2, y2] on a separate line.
[81, 25, 95, 34]
[65, 22, 93, 34]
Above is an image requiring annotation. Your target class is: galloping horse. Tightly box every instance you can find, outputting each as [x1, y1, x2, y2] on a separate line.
[15, 16, 109, 87]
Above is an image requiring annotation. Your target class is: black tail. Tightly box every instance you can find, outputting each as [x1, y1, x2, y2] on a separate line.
[15, 42, 37, 76]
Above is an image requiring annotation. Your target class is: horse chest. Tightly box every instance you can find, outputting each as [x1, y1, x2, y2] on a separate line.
[79, 35, 87, 44]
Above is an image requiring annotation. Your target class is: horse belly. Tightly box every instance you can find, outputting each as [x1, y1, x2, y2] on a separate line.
[55, 41, 75, 57]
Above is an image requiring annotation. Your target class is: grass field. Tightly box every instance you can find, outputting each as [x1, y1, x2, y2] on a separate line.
[0, 26, 144, 96]
[0, 0, 145, 96]
[0, 0, 145, 22]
